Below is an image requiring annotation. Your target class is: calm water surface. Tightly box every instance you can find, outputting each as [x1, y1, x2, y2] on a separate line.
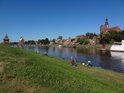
[24, 45, 124, 73]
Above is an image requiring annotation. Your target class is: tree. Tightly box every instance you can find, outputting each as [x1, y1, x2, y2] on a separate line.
[52, 39, 55, 42]
[38, 38, 50, 45]
[44, 38, 50, 44]
[101, 30, 124, 43]
[77, 38, 89, 44]
[102, 32, 112, 43]
[10, 42, 18, 44]
[58, 36, 63, 40]
[85, 32, 97, 39]
[26, 40, 35, 44]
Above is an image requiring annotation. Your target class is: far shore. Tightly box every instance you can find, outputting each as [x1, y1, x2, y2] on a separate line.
[23, 44, 112, 50]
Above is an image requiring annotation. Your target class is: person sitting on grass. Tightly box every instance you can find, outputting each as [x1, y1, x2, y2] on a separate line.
[44, 52, 48, 56]
[70, 56, 77, 67]
[87, 60, 93, 67]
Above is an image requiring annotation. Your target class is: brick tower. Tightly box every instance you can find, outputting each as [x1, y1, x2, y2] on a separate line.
[3, 35, 10, 45]
[18, 37, 25, 48]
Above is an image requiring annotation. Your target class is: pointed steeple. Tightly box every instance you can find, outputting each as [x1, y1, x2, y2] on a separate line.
[105, 16, 109, 27]
[3, 34, 9, 41]
[3, 34, 10, 45]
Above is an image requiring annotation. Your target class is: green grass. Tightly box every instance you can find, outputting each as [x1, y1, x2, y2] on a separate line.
[0, 44, 124, 93]
[76, 44, 112, 49]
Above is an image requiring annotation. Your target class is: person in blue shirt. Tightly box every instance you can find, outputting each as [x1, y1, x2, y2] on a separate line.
[87, 60, 93, 67]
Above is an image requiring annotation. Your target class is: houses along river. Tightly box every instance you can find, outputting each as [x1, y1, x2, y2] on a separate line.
[24, 45, 124, 73]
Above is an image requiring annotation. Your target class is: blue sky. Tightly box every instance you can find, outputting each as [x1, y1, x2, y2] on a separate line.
[0, 0, 124, 42]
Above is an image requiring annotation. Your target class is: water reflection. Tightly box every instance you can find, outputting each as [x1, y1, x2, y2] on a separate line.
[110, 52, 124, 72]
[111, 52, 124, 62]
[23, 45, 124, 73]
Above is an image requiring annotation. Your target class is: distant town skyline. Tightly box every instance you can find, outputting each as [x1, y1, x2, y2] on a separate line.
[0, 0, 124, 42]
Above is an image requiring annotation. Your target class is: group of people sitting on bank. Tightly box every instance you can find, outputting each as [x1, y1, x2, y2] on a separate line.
[70, 56, 93, 67]
[42, 51, 92, 67]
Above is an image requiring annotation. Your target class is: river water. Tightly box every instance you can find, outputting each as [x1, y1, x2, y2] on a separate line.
[24, 45, 124, 73]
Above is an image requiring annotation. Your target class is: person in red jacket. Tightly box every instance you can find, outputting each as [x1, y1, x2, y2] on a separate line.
[70, 56, 77, 67]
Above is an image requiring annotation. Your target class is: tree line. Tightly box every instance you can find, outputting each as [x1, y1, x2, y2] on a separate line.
[76, 30, 124, 44]
[101, 30, 124, 43]
[25, 38, 50, 45]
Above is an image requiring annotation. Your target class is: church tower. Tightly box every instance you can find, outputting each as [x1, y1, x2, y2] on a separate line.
[100, 17, 109, 33]
[105, 16, 109, 28]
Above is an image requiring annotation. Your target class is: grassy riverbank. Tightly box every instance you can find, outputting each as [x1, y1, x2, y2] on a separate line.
[0, 44, 124, 93]
[75, 44, 112, 50]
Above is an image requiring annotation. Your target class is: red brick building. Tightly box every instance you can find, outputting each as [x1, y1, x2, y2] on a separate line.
[108, 26, 121, 32]
[18, 37, 25, 48]
[3, 35, 9, 45]
[100, 17, 121, 33]
[19, 37, 25, 44]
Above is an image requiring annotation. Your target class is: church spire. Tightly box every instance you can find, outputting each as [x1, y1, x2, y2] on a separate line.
[105, 16, 109, 27]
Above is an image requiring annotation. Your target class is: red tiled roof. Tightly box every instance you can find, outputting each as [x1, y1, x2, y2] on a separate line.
[79, 36, 85, 38]
[108, 26, 121, 32]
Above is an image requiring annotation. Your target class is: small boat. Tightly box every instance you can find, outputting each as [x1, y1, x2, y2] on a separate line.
[110, 40, 124, 52]
[58, 45, 62, 48]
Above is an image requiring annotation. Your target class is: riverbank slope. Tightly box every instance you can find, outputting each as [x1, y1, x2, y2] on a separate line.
[0, 44, 124, 93]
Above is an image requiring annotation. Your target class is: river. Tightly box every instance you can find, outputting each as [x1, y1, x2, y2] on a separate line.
[23, 45, 124, 73]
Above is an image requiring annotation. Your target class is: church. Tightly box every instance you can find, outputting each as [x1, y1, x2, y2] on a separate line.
[100, 17, 122, 33]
